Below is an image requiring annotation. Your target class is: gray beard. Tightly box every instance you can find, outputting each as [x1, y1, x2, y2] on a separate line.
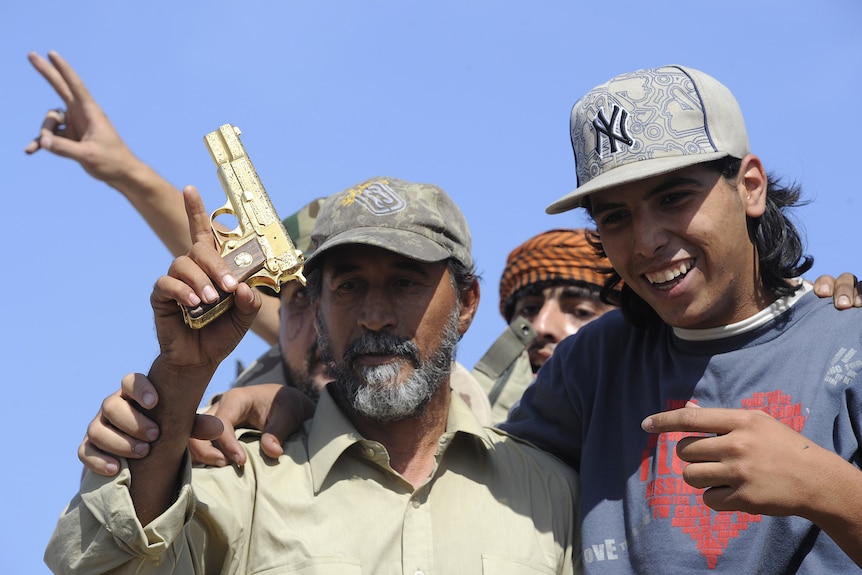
[317, 307, 460, 423]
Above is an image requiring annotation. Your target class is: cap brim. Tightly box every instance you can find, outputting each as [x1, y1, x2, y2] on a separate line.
[305, 227, 451, 272]
[546, 152, 729, 214]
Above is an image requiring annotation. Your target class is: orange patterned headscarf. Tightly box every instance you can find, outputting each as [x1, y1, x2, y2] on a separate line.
[498, 229, 614, 318]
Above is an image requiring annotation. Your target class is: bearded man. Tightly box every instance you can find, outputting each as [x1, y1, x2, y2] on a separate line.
[46, 177, 580, 574]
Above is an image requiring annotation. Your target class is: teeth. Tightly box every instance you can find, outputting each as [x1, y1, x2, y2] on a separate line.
[647, 261, 690, 284]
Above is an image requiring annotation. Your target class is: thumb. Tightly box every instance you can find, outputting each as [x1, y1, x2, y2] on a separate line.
[191, 413, 224, 441]
[39, 132, 82, 160]
[230, 283, 262, 334]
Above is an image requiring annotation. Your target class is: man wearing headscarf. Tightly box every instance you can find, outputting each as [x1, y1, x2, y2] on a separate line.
[473, 228, 618, 422]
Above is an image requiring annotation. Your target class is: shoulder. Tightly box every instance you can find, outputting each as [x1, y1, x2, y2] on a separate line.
[795, 291, 862, 334]
[230, 344, 287, 388]
[554, 308, 667, 359]
[451, 361, 493, 426]
[482, 426, 579, 491]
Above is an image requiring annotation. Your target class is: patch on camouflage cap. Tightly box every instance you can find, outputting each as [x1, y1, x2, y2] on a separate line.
[306, 176, 473, 271]
[282, 197, 326, 255]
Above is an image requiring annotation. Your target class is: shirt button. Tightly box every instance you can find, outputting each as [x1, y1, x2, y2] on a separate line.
[411, 499, 421, 509]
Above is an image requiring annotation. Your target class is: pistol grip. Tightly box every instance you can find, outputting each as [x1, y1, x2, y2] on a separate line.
[181, 238, 268, 329]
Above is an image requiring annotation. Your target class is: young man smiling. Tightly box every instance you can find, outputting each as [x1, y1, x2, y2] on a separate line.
[502, 65, 862, 572]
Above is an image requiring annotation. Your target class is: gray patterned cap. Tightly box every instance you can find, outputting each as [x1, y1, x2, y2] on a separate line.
[547, 65, 750, 214]
[305, 176, 473, 271]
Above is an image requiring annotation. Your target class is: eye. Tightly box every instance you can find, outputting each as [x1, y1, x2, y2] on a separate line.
[568, 307, 599, 320]
[659, 191, 691, 206]
[517, 305, 540, 318]
[513, 298, 543, 319]
[335, 279, 359, 292]
[285, 288, 311, 311]
[598, 209, 629, 228]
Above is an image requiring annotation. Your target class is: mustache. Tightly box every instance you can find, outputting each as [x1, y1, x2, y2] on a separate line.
[341, 331, 421, 368]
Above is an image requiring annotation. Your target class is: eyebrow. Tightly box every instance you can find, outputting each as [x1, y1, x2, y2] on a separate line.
[590, 176, 705, 216]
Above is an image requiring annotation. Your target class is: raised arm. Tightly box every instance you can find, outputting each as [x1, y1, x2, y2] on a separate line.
[26, 51, 191, 256]
[26, 50, 281, 343]
[127, 186, 261, 524]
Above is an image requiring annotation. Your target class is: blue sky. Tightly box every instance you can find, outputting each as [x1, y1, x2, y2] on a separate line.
[3, 1, 860, 571]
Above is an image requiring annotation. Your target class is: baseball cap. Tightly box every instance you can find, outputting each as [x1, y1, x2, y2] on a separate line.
[305, 176, 473, 271]
[547, 65, 750, 214]
[282, 197, 327, 256]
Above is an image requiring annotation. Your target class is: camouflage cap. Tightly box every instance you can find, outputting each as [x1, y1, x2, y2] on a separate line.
[282, 196, 327, 256]
[547, 65, 750, 214]
[305, 177, 472, 272]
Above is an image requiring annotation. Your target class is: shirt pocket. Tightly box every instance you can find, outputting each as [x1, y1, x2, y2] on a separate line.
[482, 555, 560, 574]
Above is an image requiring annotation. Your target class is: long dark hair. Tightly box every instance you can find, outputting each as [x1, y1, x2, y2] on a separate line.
[585, 157, 813, 328]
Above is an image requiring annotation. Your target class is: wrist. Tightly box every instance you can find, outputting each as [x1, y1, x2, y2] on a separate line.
[102, 152, 157, 194]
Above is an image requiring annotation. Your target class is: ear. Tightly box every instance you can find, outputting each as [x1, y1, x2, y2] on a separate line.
[457, 279, 481, 336]
[738, 154, 768, 218]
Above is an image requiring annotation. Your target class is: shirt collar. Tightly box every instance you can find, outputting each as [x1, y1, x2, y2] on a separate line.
[307, 385, 495, 492]
[672, 280, 810, 342]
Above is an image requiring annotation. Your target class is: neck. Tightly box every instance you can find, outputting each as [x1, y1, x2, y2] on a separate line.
[346, 385, 451, 488]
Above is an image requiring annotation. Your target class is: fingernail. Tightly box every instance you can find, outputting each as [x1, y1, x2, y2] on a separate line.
[141, 391, 156, 408]
[105, 462, 118, 475]
[133, 443, 150, 456]
[203, 285, 219, 302]
[223, 275, 237, 290]
[641, 417, 654, 431]
[41, 134, 53, 150]
[839, 295, 851, 307]
[856, 295, 862, 307]
[145, 428, 159, 441]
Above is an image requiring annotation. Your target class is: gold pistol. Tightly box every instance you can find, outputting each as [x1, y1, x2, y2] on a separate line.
[181, 124, 306, 329]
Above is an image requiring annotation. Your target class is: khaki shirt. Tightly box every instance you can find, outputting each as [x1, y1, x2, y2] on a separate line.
[46, 390, 580, 574]
[474, 349, 534, 424]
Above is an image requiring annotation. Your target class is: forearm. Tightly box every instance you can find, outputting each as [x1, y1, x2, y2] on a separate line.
[104, 154, 192, 257]
[128, 358, 216, 525]
[800, 449, 862, 567]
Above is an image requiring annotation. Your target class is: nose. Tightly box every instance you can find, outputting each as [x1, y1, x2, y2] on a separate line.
[630, 212, 667, 257]
[358, 287, 397, 332]
[531, 300, 571, 344]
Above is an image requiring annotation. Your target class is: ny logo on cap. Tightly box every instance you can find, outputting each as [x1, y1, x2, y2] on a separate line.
[593, 105, 633, 156]
[344, 179, 406, 216]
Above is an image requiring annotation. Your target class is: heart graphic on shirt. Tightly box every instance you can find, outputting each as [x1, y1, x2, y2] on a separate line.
[643, 390, 806, 569]
[647, 495, 761, 568]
